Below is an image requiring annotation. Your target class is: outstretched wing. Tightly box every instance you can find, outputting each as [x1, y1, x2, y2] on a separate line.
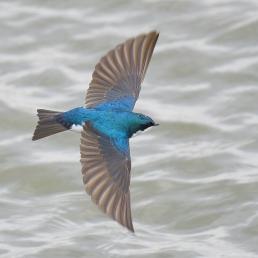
[80, 124, 134, 232]
[85, 31, 159, 111]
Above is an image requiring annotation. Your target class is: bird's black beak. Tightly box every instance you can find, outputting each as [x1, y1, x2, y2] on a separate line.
[151, 122, 159, 127]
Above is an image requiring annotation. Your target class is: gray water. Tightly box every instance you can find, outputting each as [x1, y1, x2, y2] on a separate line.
[1, 0, 258, 257]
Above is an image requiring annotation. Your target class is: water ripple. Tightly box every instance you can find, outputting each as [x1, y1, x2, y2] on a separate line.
[1, 0, 258, 257]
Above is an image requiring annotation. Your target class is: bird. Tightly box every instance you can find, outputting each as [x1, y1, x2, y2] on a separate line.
[32, 31, 159, 232]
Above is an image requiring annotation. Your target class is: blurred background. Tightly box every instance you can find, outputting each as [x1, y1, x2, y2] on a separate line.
[1, 0, 258, 257]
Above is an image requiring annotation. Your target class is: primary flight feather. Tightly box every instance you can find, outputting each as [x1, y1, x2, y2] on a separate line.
[32, 31, 159, 232]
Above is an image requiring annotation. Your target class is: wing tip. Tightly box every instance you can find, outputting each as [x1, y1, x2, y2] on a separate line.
[90, 188, 135, 233]
[143, 30, 159, 40]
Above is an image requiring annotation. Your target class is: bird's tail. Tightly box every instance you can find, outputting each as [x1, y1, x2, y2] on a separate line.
[32, 109, 68, 141]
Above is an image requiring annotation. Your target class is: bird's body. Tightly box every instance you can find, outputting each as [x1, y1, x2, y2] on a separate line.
[61, 107, 156, 139]
[33, 31, 159, 232]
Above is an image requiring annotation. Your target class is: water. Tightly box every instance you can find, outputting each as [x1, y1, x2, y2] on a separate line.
[1, 0, 258, 257]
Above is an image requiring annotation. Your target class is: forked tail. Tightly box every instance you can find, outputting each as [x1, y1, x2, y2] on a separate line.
[32, 109, 68, 141]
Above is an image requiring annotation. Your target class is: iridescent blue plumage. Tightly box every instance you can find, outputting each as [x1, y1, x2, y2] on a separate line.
[32, 31, 159, 232]
[95, 96, 135, 111]
[58, 107, 156, 143]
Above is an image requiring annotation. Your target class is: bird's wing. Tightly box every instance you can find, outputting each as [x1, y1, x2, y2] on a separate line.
[85, 31, 159, 111]
[80, 124, 134, 232]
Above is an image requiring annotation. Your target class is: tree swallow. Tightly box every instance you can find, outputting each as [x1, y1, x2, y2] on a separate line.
[33, 31, 159, 232]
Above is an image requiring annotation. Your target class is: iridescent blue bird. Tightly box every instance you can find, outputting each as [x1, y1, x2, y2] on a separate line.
[32, 31, 159, 232]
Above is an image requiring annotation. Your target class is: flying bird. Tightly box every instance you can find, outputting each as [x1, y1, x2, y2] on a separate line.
[32, 31, 159, 232]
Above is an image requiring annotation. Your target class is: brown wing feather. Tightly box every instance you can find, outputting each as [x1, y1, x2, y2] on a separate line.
[80, 125, 134, 232]
[85, 31, 159, 109]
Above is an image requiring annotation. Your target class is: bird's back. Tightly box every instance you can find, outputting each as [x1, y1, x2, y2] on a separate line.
[89, 110, 136, 139]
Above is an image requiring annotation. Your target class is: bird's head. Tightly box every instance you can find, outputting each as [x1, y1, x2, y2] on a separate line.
[128, 113, 159, 137]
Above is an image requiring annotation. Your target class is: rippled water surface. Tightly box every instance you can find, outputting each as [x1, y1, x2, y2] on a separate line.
[1, 0, 258, 257]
